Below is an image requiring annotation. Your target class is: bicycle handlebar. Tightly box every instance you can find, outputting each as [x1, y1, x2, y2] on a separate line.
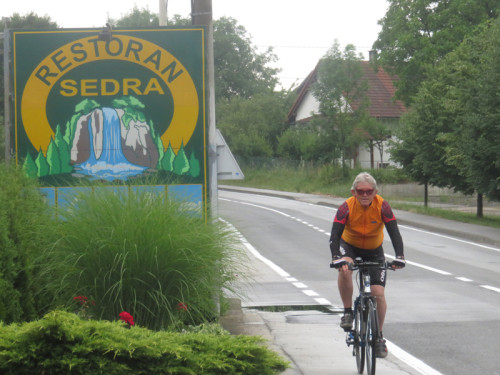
[330, 258, 405, 270]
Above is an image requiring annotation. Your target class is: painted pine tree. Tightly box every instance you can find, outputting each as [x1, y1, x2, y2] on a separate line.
[173, 142, 190, 175]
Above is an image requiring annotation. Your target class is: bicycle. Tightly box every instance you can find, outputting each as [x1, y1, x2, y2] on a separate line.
[331, 257, 399, 375]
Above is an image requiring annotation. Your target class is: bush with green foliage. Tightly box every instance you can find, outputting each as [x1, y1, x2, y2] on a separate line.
[39, 188, 245, 330]
[0, 163, 57, 323]
[0, 310, 288, 374]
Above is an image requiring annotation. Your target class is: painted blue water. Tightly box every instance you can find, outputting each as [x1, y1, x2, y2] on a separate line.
[76, 108, 147, 181]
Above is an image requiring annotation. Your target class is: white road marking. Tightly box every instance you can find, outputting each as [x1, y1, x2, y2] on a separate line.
[387, 340, 445, 375]
[399, 225, 500, 252]
[302, 290, 319, 297]
[480, 285, 500, 293]
[456, 276, 473, 282]
[220, 217, 445, 375]
[314, 298, 332, 305]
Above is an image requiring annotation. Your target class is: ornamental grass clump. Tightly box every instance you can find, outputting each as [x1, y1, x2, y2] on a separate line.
[47, 187, 244, 330]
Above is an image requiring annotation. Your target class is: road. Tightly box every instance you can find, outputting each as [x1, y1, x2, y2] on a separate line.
[218, 189, 500, 375]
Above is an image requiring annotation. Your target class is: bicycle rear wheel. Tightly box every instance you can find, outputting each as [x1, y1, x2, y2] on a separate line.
[354, 302, 365, 374]
[365, 298, 379, 375]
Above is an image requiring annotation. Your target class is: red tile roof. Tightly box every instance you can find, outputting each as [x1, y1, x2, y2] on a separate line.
[287, 61, 406, 123]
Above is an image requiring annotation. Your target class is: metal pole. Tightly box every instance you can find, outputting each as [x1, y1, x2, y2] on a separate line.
[192, 0, 217, 220]
[159, 0, 168, 26]
[3, 20, 11, 162]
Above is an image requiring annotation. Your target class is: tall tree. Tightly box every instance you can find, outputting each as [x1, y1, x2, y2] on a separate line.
[437, 18, 500, 206]
[310, 42, 369, 173]
[390, 17, 500, 215]
[213, 17, 279, 101]
[373, 0, 500, 105]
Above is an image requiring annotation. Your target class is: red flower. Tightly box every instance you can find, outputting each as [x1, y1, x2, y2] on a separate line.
[73, 296, 88, 305]
[119, 311, 135, 326]
[177, 302, 188, 311]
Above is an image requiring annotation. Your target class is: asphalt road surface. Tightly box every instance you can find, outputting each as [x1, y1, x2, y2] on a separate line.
[218, 189, 500, 375]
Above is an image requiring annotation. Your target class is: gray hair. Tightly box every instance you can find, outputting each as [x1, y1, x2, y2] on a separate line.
[351, 172, 377, 190]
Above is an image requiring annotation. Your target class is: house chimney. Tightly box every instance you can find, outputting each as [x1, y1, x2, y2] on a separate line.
[369, 50, 378, 62]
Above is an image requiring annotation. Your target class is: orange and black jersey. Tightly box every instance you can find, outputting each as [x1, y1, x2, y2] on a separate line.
[329, 195, 404, 259]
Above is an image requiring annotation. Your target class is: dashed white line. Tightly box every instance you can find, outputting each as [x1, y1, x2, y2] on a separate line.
[221, 217, 444, 375]
[456, 276, 473, 282]
[314, 298, 332, 305]
[480, 285, 500, 293]
[302, 290, 319, 297]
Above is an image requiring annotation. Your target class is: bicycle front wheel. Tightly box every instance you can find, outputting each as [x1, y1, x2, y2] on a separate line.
[354, 301, 365, 374]
[365, 298, 379, 375]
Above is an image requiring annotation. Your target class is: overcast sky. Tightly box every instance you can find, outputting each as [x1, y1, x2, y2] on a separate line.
[2, 0, 389, 89]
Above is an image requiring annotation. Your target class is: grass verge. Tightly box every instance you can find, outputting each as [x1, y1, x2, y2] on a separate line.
[225, 162, 500, 229]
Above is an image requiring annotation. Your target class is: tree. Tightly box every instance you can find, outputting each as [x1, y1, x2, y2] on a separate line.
[361, 116, 392, 168]
[310, 42, 369, 173]
[213, 17, 280, 101]
[373, 0, 500, 105]
[160, 143, 176, 172]
[46, 138, 61, 175]
[112, 6, 159, 28]
[188, 153, 200, 178]
[54, 125, 72, 173]
[216, 91, 291, 158]
[35, 150, 49, 177]
[173, 143, 190, 175]
[390, 17, 500, 215]
[437, 18, 500, 207]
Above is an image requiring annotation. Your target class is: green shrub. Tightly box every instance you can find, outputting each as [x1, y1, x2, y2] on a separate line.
[0, 163, 57, 323]
[0, 310, 289, 374]
[41, 188, 244, 330]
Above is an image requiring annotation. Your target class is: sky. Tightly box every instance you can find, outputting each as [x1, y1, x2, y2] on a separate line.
[1, 0, 389, 89]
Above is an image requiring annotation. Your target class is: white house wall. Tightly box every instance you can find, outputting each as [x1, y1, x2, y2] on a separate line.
[295, 90, 319, 121]
[294, 89, 397, 169]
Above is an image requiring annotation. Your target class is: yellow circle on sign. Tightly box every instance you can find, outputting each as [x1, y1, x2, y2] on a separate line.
[21, 34, 200, 154]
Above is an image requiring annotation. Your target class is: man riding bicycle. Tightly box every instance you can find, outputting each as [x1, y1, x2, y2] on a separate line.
[329, 172, 405, 358]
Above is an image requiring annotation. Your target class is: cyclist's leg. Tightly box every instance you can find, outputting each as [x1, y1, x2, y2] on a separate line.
[371, 285, 386, 330]
[366, 246, 387, 331]
[337, 240, 357, 309]
[338, 255, 354, 308]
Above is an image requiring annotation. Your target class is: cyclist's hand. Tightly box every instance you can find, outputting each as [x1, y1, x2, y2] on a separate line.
[391, 256, 406, 269]
[331, 258, 349, 271]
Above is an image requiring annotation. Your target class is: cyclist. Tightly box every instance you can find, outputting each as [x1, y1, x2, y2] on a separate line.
[329, 172, 405, 358]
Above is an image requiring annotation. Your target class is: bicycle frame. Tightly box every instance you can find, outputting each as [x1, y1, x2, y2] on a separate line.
[345, 258, 389, 375]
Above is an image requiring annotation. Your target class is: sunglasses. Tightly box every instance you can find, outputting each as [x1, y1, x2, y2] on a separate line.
[355, 189, 375, 196]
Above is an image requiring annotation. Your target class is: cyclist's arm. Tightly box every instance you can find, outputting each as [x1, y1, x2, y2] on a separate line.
[329, 202, 348, 259]
[381, 200, 404, 258]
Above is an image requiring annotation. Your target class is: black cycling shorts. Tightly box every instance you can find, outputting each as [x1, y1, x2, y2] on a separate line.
[339, 239, 387, 287]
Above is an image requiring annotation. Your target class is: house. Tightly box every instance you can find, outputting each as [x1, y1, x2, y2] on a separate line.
[287, 54, 406, 169]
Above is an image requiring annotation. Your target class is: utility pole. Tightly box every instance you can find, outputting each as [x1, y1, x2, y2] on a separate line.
[159, 0, 168, 26]
[191, 0, 217, 219]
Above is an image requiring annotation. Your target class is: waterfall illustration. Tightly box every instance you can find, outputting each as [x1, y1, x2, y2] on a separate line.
[76, 107, 147, 181]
